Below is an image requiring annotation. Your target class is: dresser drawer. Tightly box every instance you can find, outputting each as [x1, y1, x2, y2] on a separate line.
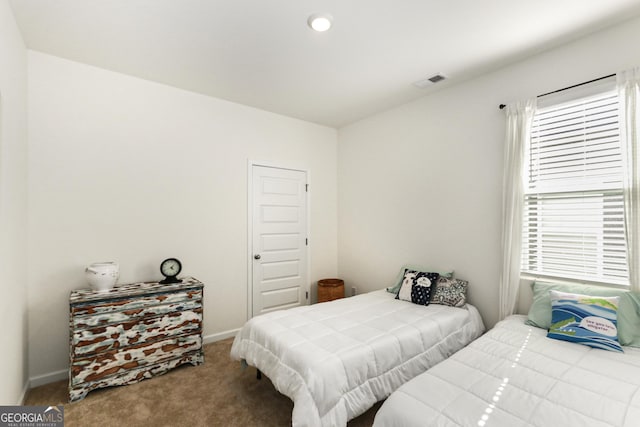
[72, 298, 202, 329]
[68, 351, 203, 403]
[71, 307, 202, 357]
[71, 288, 202, 317]
[70, 333, 202, 386]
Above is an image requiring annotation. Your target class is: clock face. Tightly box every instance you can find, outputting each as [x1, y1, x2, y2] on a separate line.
[160, 258, 181, 277]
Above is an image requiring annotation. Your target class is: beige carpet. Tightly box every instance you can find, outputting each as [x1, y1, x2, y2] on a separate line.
[25, 338, 381, 426]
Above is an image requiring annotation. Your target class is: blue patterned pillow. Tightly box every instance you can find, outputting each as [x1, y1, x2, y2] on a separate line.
[547, 290, 623, 352]
[395, 270, 438, 306]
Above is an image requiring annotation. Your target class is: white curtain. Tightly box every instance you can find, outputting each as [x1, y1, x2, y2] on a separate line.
[499, 99, 536, 320]
[618, 67, 640, 293]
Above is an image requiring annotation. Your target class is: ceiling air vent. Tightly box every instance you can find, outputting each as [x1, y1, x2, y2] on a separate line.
[412, 73, 448, 89]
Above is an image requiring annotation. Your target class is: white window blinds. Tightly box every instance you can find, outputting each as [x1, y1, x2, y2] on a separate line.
[521, 88, 629, 285]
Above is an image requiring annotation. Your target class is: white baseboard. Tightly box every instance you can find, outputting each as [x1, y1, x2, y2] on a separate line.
[203, 328, 240, 345]
[29, 369, 67, 389]
[25, 329, 240, 392]
[18, 380, 29, 405]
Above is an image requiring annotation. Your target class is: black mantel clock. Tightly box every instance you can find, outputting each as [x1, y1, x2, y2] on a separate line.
[159, 258, 182, 284]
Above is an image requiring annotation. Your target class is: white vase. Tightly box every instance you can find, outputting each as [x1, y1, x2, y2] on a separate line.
[85, 262, 119, 292]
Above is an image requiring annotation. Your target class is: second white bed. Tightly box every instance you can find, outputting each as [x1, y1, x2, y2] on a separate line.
[374, 315, 640, 427]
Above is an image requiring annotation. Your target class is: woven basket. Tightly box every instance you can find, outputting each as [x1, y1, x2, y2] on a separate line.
[317, 278, 344, 302]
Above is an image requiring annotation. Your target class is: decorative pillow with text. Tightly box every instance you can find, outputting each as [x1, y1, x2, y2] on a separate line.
[396, 270, 438, 306]
[547, 290, 623, 353]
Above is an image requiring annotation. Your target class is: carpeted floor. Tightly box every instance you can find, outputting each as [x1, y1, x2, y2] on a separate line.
[25, 337, 381, 426]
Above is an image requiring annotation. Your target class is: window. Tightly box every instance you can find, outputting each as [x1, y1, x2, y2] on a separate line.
[521, 85, 628, 286]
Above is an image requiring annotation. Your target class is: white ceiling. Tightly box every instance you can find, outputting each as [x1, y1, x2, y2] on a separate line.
[10, 0, 640, 128]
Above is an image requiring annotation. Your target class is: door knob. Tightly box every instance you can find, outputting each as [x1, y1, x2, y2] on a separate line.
[254, 254, 261, 260]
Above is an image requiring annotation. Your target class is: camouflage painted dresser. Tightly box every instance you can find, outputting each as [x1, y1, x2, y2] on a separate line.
[68, 277, 204, 402]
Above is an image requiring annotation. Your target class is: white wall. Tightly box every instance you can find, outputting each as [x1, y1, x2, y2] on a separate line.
[0, 0, 28, 404]
[27, 51, 338, 381]
[18, 8, 640, 388]
[337, 16, 640, 329]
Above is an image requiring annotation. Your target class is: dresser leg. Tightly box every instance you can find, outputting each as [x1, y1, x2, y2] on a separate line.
[189, 351, 205, 366]
[69, 386, 88, 403]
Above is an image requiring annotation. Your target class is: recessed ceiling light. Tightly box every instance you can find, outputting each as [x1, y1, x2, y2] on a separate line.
[307, 13, 333, 32]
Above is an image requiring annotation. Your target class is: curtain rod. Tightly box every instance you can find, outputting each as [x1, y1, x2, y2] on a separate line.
[498, 73, 616, 110]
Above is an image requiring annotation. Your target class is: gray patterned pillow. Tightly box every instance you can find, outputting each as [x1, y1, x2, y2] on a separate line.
[431, 277, 467, 307]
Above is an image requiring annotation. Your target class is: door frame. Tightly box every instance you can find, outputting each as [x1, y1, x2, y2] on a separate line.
[246, 160, 311, 320]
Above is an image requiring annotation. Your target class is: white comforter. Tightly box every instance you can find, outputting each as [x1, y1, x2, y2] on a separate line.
[230, 290, 484, 427]
[374, 315, 640, 427]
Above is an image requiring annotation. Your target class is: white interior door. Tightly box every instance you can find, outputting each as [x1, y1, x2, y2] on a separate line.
[251, 165, 308, 317]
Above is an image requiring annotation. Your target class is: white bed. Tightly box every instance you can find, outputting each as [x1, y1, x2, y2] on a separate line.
[374, 315, 640, 427]
[230, 289, 485, 427]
